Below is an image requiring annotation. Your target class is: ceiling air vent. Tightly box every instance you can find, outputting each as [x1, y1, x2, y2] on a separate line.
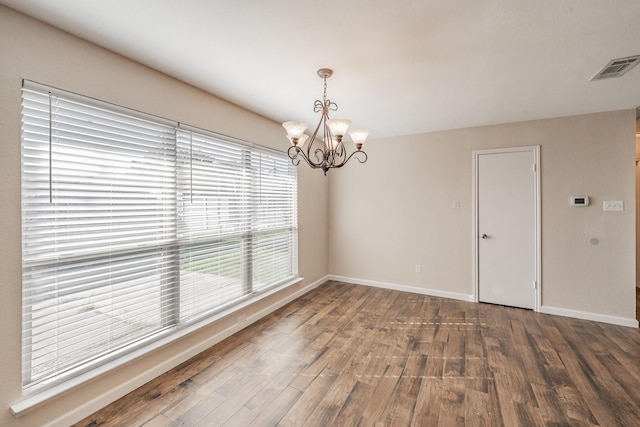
[591, 55, 640, 81]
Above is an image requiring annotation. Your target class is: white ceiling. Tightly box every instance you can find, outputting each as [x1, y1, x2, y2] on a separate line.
[2, 0, 640, 139]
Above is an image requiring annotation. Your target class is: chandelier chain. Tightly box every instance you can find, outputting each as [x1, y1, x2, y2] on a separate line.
[323, 76, 328, 104]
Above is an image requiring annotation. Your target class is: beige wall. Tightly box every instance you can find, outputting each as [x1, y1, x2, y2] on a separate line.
[329, 111, 636, 322]
[0, 6, 328, 427]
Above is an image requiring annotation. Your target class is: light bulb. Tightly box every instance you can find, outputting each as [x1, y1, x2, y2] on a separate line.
[348, 129, 369, 150]
[294, 134, 309, 148]
[326, 118, 352, 137]
[282, 121, 308, 139]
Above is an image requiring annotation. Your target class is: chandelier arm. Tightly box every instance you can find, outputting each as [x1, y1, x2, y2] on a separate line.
[328, 145, 340, 167]
[287, 146, 303, 166]
[337, 140, 346, 158]
[307, 116, 326, 166]
[288, 146, 321, 169]
[324, 134, 347, 168]
[321, 120, 334, 165]
[335, 149, 368, 168]
[314, 148, 328, 164]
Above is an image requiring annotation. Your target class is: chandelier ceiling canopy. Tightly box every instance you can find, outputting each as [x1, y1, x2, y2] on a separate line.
[283, 68, 368, 175]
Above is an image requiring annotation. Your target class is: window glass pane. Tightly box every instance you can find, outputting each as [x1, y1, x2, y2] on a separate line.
[21, 86, 177, 388]
[252, 230, 295, 292]
[24, 249, 176, 384]
[176, 130, 251, 322]
[176, 130, 251, 239]
[179, 239, 245, 322]
[21, 83, 298, 392]
[251, 150, 297, 292]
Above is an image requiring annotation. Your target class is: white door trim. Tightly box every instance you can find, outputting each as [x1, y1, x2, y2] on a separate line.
[472, 146, 541, 311]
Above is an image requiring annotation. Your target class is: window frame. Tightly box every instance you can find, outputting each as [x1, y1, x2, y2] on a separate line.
[19, 80, 299, 394]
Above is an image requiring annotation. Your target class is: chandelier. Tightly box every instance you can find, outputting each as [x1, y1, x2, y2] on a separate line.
[282, 68, 368, 175]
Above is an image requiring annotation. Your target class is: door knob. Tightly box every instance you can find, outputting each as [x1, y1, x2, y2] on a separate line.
[481, 234, 489, 239]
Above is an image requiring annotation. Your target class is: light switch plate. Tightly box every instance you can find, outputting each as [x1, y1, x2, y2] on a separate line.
[603, 200, 624, 212]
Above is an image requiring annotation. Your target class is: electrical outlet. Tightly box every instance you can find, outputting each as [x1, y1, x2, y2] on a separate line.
[603, 200, 624, 212]
[415, 265, 421, 273]
[237, 315, 247, 324]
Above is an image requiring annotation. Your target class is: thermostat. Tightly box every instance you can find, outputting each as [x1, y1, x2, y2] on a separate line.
[570, 196, 589, 207]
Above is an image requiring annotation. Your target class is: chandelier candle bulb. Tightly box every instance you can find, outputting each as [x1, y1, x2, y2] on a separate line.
[348, 129, 369, 150]
[282, 121, 308, 143]
[324, 136, 339, 151]
[283, 68, 369, 175]
[326, 118, 352, 139]
[293, 134, 309, 148]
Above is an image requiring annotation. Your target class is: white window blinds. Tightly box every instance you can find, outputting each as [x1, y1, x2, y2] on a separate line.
[20, 81, 298, 392]
[175, 129, 252, 323]
[251, 150, 298, 293]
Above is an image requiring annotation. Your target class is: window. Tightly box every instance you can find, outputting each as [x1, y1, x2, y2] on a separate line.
[20, 81, 297, 392]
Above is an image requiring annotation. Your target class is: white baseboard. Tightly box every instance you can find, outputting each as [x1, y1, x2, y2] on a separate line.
[540, 305, 639, 328]
[328, 274, 474, 302]
[42, 275, 329, 427]
[328, 275, 639, 329]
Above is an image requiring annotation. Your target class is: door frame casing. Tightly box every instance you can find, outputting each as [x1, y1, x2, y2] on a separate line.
[472, 146, 541, 311]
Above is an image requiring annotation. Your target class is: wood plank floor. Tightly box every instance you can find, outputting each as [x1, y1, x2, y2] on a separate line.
[75, 281, 640, 427]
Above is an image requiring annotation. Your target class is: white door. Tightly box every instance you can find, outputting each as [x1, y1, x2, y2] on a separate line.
[475, 147, 539, 309]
